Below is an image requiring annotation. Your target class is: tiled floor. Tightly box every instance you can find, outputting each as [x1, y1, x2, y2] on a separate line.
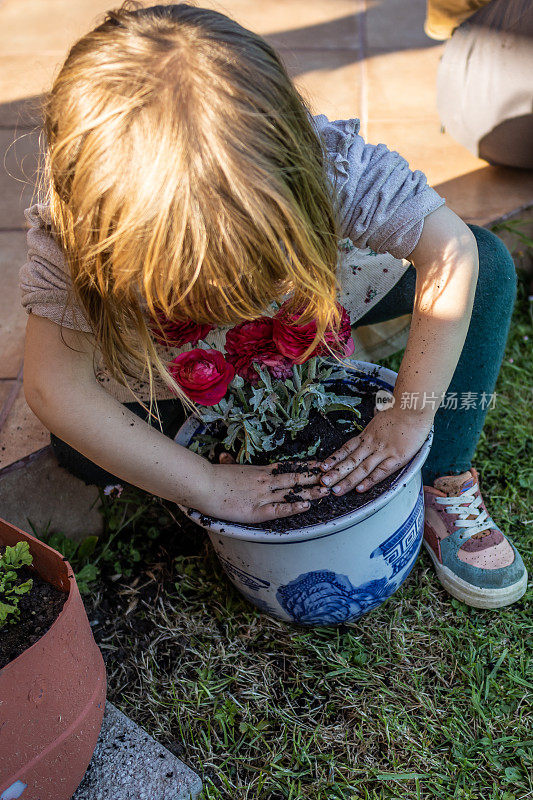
[0, 0, 532, 473]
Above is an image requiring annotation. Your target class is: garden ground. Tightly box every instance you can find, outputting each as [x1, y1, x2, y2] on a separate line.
[1, 0, 531, 795]
[38, 243, 532, 800]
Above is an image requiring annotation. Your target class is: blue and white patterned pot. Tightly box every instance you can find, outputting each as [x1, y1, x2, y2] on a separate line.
[175, 360, 433, 626]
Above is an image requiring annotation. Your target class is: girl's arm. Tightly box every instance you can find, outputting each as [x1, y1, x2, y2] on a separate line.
[319, 205, 479, 494]
[24, 315, 328, 522]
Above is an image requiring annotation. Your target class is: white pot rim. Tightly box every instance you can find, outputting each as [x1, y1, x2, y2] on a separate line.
[175, 359, 433, 543]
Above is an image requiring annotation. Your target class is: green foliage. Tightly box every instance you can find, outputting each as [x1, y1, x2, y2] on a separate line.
[491, 219, 533, 250]
[0, 541, 34, 628]
[34, 490, 171, 595]
[189, 357, 362, 463]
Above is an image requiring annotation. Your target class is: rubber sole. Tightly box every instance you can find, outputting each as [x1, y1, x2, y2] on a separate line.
[423, 540, 528, 609]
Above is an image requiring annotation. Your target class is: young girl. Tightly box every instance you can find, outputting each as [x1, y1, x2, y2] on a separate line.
[20, 2, 526, 609]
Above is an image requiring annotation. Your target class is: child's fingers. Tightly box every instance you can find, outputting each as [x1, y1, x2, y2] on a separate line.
[319, 439, 375, 487]
[257, 500, 312, 522]
[327, 452, 387, 497]
[271, 484, 330, 502]
[354, 459, 400, 493]
[319, 435, 362, 472]
[268, 464, 323, 490]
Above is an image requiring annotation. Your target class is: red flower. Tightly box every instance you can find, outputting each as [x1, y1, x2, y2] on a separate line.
[150, 310, 215, 348]
[272, 302, 355, 364]
[225, 318, 293, 383]
[169, 349, 235, 406]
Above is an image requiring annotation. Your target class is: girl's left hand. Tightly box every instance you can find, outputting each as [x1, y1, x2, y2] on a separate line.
[318, 408, 433, 495]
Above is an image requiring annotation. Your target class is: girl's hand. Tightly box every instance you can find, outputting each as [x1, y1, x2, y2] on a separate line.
[318, 408, 433, 496]
[198, 458, 330, 524]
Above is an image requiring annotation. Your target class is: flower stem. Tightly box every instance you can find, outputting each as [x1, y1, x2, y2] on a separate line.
[274, 399, 291, 420]
[292, 364, 302, 391]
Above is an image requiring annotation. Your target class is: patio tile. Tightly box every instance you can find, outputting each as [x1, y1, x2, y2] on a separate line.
[434, 167, 533, 228]
[0, 447, 104, 539]
[365, 0, 439, 52]
[0, 54, 63, 127]
[367, 116, 487, 188]
[0, 0, 360, 53]
[0, 382, 49, 469]
[280, 49, 362, 122]
[0, 381, 15, 417]
[0, 0, 113, 54]
[0, 231, 28, 378]
[366, 46, 444, 121]
[0, 127, 41, 230]
[207, 0, 359, 47]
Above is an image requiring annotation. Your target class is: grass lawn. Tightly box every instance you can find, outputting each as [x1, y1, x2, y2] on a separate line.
[39, 246, 532, 800]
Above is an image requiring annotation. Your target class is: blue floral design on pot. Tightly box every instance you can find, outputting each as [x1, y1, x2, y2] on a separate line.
[276, 571, 397, 625]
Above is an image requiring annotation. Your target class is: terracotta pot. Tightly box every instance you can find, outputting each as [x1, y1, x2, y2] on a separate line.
[0, 518, 106, 800]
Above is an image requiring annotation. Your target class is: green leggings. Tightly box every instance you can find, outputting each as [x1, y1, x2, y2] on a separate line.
[355, 224, 517, 484]
[51, 225, 516, 489]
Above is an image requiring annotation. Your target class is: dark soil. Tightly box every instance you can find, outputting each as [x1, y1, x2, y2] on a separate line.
[195, 378, 408, 532]
[0, 563, 68, 669]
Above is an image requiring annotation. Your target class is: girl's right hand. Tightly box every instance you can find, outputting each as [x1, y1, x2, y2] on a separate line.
[197, 459, 330, 524]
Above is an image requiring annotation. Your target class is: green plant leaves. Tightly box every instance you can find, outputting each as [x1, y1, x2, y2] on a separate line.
[190, 357, 363, 464]
[0, 541, 34, 627]
[2, 541, 33, 569]
[76, 535, 99, 561]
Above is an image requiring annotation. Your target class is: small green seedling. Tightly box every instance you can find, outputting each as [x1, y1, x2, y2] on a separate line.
[0, 541, 34, 628]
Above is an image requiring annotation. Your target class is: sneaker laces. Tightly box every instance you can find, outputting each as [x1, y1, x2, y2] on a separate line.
[435, 483, 493, 539]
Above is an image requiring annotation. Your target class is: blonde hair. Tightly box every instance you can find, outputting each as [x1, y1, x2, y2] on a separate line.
[44, 2, 342, 406]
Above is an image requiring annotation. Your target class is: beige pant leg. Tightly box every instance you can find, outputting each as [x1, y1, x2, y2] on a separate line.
[436, 0, 533, 168]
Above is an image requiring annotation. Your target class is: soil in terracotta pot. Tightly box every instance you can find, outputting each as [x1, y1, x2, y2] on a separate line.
[0, 560, 68, 668]
[195, 379, 411, 532]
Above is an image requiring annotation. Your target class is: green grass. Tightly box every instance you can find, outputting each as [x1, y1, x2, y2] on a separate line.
[38, 251, 532, 800]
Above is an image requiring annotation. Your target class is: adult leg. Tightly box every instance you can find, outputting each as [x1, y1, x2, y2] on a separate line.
[436, 0, 533, 168]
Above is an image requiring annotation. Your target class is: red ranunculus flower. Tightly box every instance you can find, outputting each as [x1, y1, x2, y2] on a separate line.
[150, 310, 215, 348]
[272, 302, 355, 364]
[225, 318, 293, 383]
[169, 349, 235, 405]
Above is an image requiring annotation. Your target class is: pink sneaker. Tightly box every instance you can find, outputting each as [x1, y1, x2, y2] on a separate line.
[423, 468, 527, 609]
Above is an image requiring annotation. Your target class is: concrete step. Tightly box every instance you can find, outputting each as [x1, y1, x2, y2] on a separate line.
[0, 447, 103, 540]
[73, 702, 202, 800]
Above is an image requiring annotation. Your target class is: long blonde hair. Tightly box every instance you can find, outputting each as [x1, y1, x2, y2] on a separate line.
[44, 2, 342, 405]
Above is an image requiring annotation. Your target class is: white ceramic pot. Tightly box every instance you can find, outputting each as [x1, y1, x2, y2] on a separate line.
[175, 360, 433, 626]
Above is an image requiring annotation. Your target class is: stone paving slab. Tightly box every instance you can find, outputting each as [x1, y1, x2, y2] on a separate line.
[0, 231, 28, 378]
[0, 0, 113, 54]
[0, 57, 57, 127]
[0, 447, 103, 540]
[282, 48, 362, 122]
[0, 126, 40, 229]
[73, 702, 202, 800]
[0, 381, 49, 467]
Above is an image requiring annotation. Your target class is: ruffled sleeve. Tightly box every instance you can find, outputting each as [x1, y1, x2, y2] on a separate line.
[19, 204, 92, 333]
[311, 114, 445, 260]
